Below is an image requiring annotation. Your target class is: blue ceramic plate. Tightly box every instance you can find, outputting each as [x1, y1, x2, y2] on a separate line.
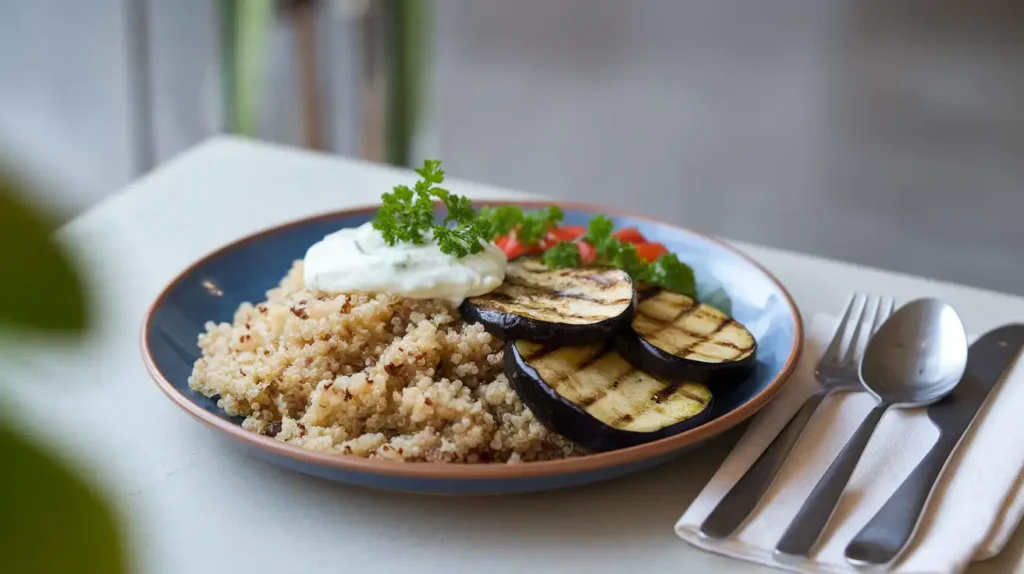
[142, 201, 803, 495]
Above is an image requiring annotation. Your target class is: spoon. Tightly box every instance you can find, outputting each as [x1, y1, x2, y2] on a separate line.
[774, 298, 968, 561]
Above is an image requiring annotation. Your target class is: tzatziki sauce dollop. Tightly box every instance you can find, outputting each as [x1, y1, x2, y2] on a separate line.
[302, 221, 507, 306]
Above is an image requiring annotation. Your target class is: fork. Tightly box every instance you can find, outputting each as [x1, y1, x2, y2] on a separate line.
[699, 293, 896, 540]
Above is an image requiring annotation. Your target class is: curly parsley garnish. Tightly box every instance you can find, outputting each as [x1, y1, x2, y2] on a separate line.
[373, 159, 697, 297]
[372, 159, 492, 258]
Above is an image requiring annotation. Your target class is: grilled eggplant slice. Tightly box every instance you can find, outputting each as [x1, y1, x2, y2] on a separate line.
[506, 339, 713, 452]
[460, 257, 635, 344]
[615, 290, 756, 385]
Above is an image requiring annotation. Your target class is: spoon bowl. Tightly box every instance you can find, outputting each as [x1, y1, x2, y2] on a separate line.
[860, 298, 968, 406]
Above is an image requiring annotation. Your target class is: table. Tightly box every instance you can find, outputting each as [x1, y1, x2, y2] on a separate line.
[4, 136, 1024, 573]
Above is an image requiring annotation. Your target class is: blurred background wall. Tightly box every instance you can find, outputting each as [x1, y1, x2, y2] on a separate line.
[1, 0, 1022, 293]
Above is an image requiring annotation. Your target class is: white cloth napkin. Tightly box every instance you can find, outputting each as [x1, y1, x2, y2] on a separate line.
[675, 313, 1024, 573]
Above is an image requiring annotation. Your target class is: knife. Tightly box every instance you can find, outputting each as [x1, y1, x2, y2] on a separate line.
[844, 324, 1024, 568]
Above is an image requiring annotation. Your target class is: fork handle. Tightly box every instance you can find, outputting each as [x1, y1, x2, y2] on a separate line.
[699, 388, 829, 539]
[775, 403, 889, 560]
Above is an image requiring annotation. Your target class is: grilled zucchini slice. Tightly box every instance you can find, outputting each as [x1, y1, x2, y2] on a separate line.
[615, 290, 756, 385]
[506, 339, 713, 452]
[460, 257, 635, 344]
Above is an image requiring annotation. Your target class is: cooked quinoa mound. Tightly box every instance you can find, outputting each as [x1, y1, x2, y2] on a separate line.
[188, 260, 582, 463]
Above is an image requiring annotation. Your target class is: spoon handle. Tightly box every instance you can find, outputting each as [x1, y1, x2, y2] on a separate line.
[774, 403, 889, 560]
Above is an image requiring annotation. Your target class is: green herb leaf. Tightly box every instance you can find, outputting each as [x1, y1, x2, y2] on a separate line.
[641, 253, 697, 298]
[542, 212, 701, 297]
[440, 192, 475, 227]
[0, 418, 126, 574]
[0, 173, 89, 333]
[373, 183, 430, 246]
[433, 227, 472, 258]
[479, 205, 523, 237]
[585, 215, 618, 257]
[478, 205, 563, 246]
[613, 242, 647, 278]
[542, 241, 581, 268]
[373, 159, 490, 257]
[586, 214, 614, 242]
[517, 205, 564, 244]
[415, 159, 445, 183]
[470, 216, 494, 245]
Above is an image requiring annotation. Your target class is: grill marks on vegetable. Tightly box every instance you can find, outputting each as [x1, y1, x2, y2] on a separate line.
[633, 291, 754, 363]
[460, 256, 635, 345]
[484, 260, 633, 325]
[483, 291, 596, 323]
[512, 341, 711, 434]
[460, 248, 752, 451]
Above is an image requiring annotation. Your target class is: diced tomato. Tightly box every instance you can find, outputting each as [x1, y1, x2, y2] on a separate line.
[497, 233, 542, 260]
[540, 225, 587, 249]
[613, 227, 647, 244]
[556, 225, 587, 240]
[635, 242, 669, 262]
[576, 241, 597, 265]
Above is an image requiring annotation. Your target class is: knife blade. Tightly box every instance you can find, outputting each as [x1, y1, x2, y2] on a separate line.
[844, 324, 1024, 567]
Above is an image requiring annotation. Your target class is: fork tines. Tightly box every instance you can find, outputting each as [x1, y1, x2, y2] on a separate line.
[819, 294, 897, 373]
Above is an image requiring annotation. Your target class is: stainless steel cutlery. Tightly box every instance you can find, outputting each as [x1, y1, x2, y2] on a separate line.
[699, 293, 894, 540]
[845, 324, 1024, 567]
[774, 298, 968, 560]
[696, 293, 1019, 568]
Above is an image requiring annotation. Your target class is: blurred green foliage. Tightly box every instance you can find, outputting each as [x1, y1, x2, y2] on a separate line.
[221, 0, 272, 137]
[0, 176, 88, 333]
[387, 0, 429, 167]
[220, 0, 427, 167]
[1, 423, 126, 574]
[0, 171, 125, 573]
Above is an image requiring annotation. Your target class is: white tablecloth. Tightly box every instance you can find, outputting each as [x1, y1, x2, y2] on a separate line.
[3, 136, 1024, 574]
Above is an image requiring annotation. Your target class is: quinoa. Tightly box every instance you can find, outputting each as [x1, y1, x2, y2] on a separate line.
[188, 260, 583, 463]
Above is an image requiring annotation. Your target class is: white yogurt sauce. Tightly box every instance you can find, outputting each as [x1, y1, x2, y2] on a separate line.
[303, 221, 507, 306]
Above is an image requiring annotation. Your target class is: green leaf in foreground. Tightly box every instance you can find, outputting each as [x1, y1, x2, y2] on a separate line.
[0, 420, 126, 574]
[0, 172, 88, 333]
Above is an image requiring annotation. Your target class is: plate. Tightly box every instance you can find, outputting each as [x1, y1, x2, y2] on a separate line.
[141, 201, 803, 495]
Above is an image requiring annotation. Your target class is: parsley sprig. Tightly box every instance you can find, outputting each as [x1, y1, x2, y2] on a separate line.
[542, 240, 581, 268]
[372, 159, 492, 258]
[372, 160, 697, 297]
[581, 215, 697, 297]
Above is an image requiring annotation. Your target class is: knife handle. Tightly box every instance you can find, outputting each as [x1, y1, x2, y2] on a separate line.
[844, 434, 960, 567]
